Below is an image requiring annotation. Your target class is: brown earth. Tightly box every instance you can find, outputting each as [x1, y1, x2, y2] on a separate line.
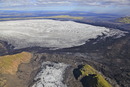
[0, 52, 32, 75]
[0, 52, 33, 87]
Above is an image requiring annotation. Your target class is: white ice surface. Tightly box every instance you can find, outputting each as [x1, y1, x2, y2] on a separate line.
[0, 19, 127, 49]
[32, 61, 68, 87]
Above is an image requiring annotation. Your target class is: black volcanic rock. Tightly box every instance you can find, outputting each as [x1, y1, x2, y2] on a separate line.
[0, 41, 8, 55]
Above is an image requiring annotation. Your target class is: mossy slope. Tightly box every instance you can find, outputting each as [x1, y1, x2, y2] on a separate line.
[0, 15, 83, 21]
[118, 17, 130, 24]
[80, 65, 112, 87]
[0, 52, 32, 75]
[0, 77, 7, 87]
[45, 15, 83, 19]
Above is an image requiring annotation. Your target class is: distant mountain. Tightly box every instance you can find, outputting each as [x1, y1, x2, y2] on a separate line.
[117, 17, 130, 24]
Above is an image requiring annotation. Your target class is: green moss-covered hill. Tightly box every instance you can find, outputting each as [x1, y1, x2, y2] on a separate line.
[117, 17, 130, 24]
[79, 65, 112, 87]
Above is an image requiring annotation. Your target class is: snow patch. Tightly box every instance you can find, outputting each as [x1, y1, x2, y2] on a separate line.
[32, 61, 68, 87]
[0, 19, 127, 49]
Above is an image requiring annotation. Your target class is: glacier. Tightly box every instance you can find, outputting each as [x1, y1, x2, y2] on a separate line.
[0, 19, 127, 49]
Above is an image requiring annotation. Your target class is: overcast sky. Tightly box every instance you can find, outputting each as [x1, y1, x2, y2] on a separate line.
[0, 0, 130, 15]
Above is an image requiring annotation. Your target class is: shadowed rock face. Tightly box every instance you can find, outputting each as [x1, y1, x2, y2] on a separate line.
[0, 43, 7, 55]
[80, 75, 98, 87]
[73, 65, 112, 87]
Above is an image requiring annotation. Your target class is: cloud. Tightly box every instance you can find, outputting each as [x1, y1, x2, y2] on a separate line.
[0, 0, 130, 15]
[74, 0, 130, 6]
[0, 0, 130, 7]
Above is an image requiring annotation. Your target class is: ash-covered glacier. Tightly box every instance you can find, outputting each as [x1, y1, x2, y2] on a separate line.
[32, 61, 68, 87]
[0, 19, 127, 49]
